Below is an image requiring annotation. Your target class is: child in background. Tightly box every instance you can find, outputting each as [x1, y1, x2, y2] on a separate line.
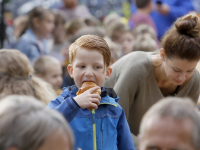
[0, 95, 74, 150]
[105, 19, 128, 44]
[0, 49, 56, 105]
[120, 29, 136, 56]
[34, 56, 63, 96]
[132, 33, 157, 52]
[104, 37, 121, 65]
[64, 18, 85, 41]
[48, 35, 135, 150]
[49, 11, 67, 61]
[14, 6, 55, 63]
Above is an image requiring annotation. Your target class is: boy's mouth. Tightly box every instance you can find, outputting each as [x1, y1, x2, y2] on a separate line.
[82, 81, 95, 84]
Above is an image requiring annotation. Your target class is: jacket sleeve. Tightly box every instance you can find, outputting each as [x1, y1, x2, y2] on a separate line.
[48, 90, 80, 123]
[117, 108, 135, 150]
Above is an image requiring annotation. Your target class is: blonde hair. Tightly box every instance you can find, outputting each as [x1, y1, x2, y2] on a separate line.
[33, 55, 61, 75]
[0, 49, 56, 105]
[134, 24, 156, 40]
[0, 95, 74, 150]
[104, 37, 121, 64]
[132, 33, 157, 52]
[69, 35, 111, 67]
[64, 18, 85, 39]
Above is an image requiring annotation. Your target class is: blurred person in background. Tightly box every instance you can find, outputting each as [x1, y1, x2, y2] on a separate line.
[139, 97, 200, 150]
[54, 0, 92, 21]
[132, 33, 157, 52]
[104, 37, 122, 65]
[0, 49, 56, 105]
[0, 95, 74, 150]
[13, 15, 29, 41]
[130, 0, 160, 48]
[151, 0, 194, 40]
[34, 56, 63, 96]
[120, 29, 136, 56]
[49, 11, 67, 62]
[14, 6, 55, 64]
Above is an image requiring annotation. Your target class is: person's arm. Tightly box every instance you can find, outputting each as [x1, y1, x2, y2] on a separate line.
[117, 108, 135, 150]
[156, 0, 194, 19]
[48, 91, 80, 123]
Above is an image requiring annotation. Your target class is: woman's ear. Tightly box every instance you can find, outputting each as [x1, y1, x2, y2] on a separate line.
[105, 67, 112, 79]
[67, 64, 74, 78]
[160, 48, 166, 61]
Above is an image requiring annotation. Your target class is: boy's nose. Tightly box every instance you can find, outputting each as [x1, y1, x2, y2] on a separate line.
[85, 69, 94, 77]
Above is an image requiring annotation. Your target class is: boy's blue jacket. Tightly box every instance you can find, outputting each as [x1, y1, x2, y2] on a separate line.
[48, 85, 135, 150]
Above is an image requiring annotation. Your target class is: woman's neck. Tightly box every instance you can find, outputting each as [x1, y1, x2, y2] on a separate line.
[152, 55, 173, 88]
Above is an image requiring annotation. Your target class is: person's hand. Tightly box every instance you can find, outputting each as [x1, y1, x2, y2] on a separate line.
[73, 86, 101, 109]
[156, 3, 170, 15]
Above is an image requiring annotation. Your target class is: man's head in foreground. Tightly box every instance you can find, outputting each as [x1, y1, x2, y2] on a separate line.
[139, 97, 200, 150]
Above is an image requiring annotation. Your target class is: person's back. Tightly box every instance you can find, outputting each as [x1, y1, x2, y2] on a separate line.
[48, 35, 135, 150]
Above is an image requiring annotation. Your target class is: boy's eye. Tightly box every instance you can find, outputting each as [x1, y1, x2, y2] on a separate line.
[79, 66, 85, 68]
[94, 66, 101, 69]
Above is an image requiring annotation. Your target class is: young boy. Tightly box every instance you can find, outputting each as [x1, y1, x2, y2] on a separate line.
[33, 56, 63, 95]
[48, 35, 135, 150]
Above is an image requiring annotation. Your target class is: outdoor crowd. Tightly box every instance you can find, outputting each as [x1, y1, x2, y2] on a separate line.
[0, 0, 200, 150]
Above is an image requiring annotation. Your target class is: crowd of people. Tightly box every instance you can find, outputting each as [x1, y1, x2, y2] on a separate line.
[0, 0, 200, 150]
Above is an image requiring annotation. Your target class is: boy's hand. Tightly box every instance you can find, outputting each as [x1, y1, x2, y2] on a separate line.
[73, 86, 101, 109]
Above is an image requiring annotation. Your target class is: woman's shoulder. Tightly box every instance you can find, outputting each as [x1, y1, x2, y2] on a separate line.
[112, 51, 153, 75]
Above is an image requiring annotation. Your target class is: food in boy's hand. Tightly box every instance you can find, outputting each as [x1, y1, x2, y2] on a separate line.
[77, 82, 101, 110]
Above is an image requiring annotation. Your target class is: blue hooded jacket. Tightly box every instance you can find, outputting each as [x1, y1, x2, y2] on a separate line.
[48, 85, 135, 150]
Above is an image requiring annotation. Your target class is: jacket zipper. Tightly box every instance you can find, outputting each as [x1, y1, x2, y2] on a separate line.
[92, 109, 97, 150]
[92, 103, 117, 150]
[101, 118, 104, 148]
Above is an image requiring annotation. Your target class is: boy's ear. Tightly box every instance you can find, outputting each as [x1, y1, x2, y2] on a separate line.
[105, 67, 112, 79]
[67, 64, 74, 78]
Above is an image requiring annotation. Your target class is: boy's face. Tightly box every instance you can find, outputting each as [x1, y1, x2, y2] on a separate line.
[42, 63, 63, 90]
[67, 48, 112, 88]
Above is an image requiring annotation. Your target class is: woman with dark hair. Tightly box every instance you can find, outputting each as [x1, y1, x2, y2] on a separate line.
[103, 14, 200, 147]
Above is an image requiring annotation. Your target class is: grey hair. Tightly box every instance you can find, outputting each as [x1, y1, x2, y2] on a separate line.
[0, 95, 74, 150]
[139, 97, 200, 149]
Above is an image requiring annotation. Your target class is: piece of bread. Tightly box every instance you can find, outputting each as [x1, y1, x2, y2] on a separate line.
[77, 82, 101, 111]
